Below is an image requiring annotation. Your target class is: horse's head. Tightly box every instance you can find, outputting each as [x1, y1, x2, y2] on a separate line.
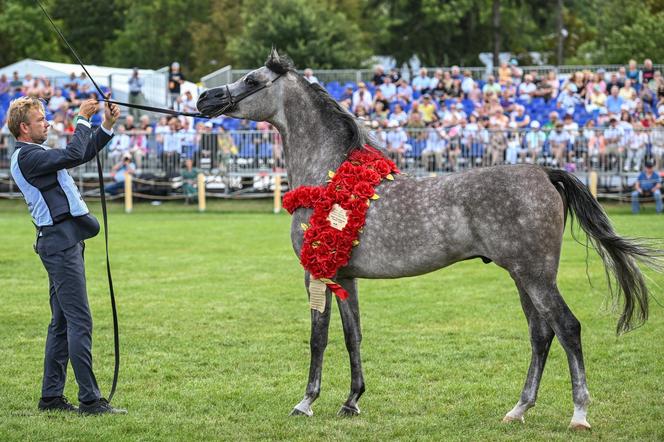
[197, 48, 292, 121]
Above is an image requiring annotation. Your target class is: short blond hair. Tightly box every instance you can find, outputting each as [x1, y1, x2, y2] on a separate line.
[7, 96, 44, 138]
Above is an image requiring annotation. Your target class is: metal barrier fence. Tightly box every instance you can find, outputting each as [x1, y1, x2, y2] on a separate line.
[2, 128, 662, 199]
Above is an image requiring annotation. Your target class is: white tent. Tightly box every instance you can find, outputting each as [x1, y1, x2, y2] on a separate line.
[0, 59, 199, 107]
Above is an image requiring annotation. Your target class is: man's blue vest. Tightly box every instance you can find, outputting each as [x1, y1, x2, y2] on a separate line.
[11, 143, 89, 227]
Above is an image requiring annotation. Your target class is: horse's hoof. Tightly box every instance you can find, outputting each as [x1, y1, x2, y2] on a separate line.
[569, 420, 591, 431]
[338, 404, 360, 417]
[289, 406, 313, 417]
[502, 414, 525, 424]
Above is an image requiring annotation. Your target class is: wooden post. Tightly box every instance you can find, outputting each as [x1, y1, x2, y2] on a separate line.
[124, 174, 133, 213]
[273, 173, 282, 214]
[589, 171, 598, 199]
[197, 172, 206, 212]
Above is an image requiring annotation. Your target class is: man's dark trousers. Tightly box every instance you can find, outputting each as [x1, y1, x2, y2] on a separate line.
[39, 241, 101, 403]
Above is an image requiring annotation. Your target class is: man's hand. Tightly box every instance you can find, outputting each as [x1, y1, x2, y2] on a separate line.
[103, 94, 121, 131]
[78, 99, 99, 120]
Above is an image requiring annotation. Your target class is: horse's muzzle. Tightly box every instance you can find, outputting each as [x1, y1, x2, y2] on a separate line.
[197, 88, 234, 118]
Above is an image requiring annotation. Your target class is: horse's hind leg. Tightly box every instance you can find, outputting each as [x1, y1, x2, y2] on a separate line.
[335, 278, 365, 416]
[503, 285, 555, 423]
[519, 274, 592, 430]
[290, 273, 333, 417]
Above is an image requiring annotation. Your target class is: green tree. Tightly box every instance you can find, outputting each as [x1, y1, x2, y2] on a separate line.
[50, 0, 124, 65]
[0, 0, 66, 66]
[226, 0, 372, 69]
[105, 0, 209, 71]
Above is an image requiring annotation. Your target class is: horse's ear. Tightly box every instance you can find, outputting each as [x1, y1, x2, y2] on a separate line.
[268, 47, 280, 64]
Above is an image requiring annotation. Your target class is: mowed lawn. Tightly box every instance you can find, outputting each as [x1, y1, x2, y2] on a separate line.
[0, 199, 663, 441]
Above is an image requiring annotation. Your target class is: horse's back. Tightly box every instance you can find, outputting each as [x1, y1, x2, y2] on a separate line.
[344, 164, 565, 278]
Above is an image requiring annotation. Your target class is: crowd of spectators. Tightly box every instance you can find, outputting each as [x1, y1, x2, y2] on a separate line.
[2, 58, 664, 174]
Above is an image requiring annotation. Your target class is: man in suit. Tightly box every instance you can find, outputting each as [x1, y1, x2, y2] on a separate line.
[8, 95, 126, 414]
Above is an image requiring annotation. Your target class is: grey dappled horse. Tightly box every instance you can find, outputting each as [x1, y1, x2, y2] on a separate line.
[197, 49, 658, 429]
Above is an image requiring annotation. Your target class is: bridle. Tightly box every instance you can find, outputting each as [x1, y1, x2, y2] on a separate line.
[208, 74, 283, 118]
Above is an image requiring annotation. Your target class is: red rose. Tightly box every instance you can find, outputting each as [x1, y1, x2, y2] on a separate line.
[353, 182, 374, 199]
[319, 228, 338, 248]
[373, 160, 391, 176]
[346, 214, 365, 230]
[318, 197, 335, 213]
[310, 211, 329, 227]
[360, 168, 381, 185]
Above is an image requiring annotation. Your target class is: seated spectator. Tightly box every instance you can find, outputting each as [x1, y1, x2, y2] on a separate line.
[0, 74, 11, 98]
[482, 75, 501, 95]
[525, 120, 546, 161]
[548, 122, 570, 167]
[517, 74, 537, 103]
[182, 90, 197, 114]
[489, 108, 508, 129]
[396, 78, 413, 103]
[585, 84, 607, 113]
[562, 113, 580, 148]
[386, 120, 409, 167]
[389, 103, 408, 126]
[340, 85, 354, 102]
[606, 72, 624, 94]
[379, 76, 397, 102]
[373, 89, 390, 113]
[461, 70, 475, 98]
[606, 86, 624, 115]
[419, 94, 437, 124]
[370, 101, 389, 124]
[499, 89, 515, 113]
[108, 125, 131, 164]
[47, 88, 68, 113]
[603, 116, 624, 160]
[303, 68, 319, 84]
[105, 153, 136, 196]
[430, 69, 444, 95]
[631, 159, 662, 213]
[512, 105, 530, 129]
[450, 65, 462, 81]
[352, 82, 372, 114]
[372, 65, 386, 86]
[543, 110, 560, 133]
[412, 68, 430, 94]
[619, 79, 636, 101]
[651, 117, 664, 169]
[64, 72, 78, 92]
[180, 158, 199, 201]
[556, 84, 579, 115]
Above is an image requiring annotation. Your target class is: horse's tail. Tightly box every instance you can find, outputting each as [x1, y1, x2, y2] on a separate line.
[547, 168, 660, 334]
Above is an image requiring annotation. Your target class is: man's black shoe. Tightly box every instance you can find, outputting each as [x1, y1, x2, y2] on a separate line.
[78, 398, 127, 415]
[38, 396, 78, 412]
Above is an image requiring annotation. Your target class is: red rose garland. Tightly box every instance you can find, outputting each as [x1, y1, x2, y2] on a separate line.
[283, 145, 399, 300]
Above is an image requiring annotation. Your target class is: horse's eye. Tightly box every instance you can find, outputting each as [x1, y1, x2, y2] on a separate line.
[245, 77, 258, 87]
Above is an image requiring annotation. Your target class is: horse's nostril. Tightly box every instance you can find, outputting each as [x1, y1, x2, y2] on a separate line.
[199, 91, 208, 101]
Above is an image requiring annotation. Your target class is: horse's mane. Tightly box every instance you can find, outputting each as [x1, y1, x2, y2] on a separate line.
[264, 52, 379, 155]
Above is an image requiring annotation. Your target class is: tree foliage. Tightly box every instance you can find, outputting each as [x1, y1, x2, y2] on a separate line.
[0, 0, 662, 80]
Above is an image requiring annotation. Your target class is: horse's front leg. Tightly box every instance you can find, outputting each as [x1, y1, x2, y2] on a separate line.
[290, 273, 332, 416]
[335, 278, 365, 416]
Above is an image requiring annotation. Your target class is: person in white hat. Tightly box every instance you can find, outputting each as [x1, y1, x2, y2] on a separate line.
[525, 120, 546, 163]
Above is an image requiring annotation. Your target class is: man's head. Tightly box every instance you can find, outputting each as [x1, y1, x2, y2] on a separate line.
[645, 159, 655, 171]
[7, 96, 49, 143]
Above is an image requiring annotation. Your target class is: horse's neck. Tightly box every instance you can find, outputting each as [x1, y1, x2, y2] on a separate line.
[277, 104, 352, 189]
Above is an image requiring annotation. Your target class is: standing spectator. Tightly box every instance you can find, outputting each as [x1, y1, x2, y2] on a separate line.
[651, 117, 664, 169]
[412, 68, 430, 94]
[0, 74, 11, 98]
[603, 117, 624, 169]
[128, 68, 144, 119]
[10, 71, 23, 93]
[583, 119, 605, 166]
[509, 59, 523, 85]
[371, 65, 386, 86]
[498, 61, 511, 85]
[626, 59, 640, 85]
[379, 76, 397, 102]
[303, 68, 319, 84]
[168, 62, 185, 109]
[422, 120, 447, 171]
[624, 122, 647, 172]
[162, 117, 182, 175]
[351, 82, 372, 115]
[107, 125, 131, 164]
[631, 159, 662, 213]
[641, 59, 655, 86]
[504, 122, 522, 164]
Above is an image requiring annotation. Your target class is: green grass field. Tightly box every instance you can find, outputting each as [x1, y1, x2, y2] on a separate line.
[1, 199, 663, 441]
